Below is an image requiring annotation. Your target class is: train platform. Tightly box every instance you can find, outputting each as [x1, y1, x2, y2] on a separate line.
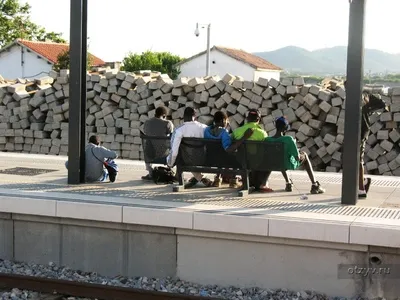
[0, 151, 399, 245]
[1, 152, 400, 299]
[0, 151, 398, 210]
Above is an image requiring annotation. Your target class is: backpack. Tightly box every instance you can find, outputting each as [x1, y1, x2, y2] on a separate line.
[104, 159, 118, 183]
[152, 167, 177, 184]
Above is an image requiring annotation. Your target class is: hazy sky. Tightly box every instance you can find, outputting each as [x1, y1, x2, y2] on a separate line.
[26, 0, 399, 62]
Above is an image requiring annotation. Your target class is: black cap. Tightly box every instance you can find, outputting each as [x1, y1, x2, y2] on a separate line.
[247, 109, 261, 121]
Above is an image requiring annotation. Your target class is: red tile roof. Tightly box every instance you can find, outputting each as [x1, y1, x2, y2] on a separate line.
[17, 39, 105, 66]
[214, 46, 282, 71]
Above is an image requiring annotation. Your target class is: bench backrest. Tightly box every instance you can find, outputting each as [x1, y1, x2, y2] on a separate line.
[140, 135, 286, 171]
[239, 140, 286, 171]
[140, 135, 170, 163]
[178, 138, 241, 169]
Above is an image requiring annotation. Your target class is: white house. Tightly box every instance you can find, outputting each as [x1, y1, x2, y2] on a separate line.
[176, 46, 282, 81]
[0, 39, 105, 80]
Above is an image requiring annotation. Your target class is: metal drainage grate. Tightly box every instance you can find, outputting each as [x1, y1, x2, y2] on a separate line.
[0, 167, 58, 176]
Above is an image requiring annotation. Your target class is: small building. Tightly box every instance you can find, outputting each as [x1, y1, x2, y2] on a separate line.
[176, 46, 282, 81]
[0, 39, 105, 80]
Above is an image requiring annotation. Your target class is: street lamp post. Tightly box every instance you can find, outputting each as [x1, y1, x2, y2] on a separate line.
[195, 23, 211, 76]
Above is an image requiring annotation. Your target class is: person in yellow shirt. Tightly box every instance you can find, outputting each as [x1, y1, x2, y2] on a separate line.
[232, 109, 272, 193]
[232, 109, 268, 141]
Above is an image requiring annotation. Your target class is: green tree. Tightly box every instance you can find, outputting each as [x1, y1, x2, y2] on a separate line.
[122, 51, 183, 79]
[0, 0, 66, 48]
[53, 49, 93, 71]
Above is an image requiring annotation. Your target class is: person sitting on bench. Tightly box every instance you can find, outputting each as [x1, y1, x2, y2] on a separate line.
[204, 111, 254, 187]
[232, 108, 273, 193]
[142, 106, 174, 180]
[167, 107, 213, 189]
[265, 117, 325, 194]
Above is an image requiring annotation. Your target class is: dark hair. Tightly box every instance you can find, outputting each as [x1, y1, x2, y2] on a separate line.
[183, 107, 195, 122]
[214, 111, 228, 124]
[89, 135, 100, 145]
[155, 106, 168, 118]
[247, 109, 261, 122]
[275, 117, 289, 131]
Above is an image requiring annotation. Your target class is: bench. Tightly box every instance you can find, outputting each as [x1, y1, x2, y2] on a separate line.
[141, 134, 286, 196]
[174, 137, 247, 192]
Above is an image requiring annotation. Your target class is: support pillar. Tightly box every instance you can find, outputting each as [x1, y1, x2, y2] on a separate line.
[68, 0, 88, 184]
[341, 0, 366, 205]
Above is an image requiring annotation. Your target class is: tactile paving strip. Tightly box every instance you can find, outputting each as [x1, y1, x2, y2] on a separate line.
[272, 171, 400, 188]
[183, 199, 400, 219]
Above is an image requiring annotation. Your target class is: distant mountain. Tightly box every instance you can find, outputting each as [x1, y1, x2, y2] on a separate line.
[254, 46, 400, 75]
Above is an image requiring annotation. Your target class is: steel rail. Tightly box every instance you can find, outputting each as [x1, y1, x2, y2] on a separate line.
[0, 273, 218, 300]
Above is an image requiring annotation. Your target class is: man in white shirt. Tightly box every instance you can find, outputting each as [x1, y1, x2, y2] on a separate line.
[167, 107, 212, 188]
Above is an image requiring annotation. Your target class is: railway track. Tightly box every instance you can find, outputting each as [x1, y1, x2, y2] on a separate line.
[0, 273, 218, 300]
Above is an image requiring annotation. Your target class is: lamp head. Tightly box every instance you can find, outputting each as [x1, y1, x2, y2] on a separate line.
[194, 23, 200, 37]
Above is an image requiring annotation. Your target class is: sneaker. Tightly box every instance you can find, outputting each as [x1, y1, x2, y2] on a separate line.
[212, 177, 221, 187]
[141, 174, 152, 180]
[364, 178, 372, 194]
[358, 190, 367, 198]
[310, 181, 325, 194]
[256, 186, 274, 193]
[285, 180, 293, 192]
[184, 177, 198, 189]
[201, 177, 213, 187]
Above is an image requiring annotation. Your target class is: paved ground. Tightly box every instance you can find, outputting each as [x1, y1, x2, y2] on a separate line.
[0, 152, 399, 214]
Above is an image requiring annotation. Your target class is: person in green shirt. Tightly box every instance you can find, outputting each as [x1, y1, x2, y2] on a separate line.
[232, 109, 268, 141]
[232, 109, 273, 193]
[265, 117, 325, 194]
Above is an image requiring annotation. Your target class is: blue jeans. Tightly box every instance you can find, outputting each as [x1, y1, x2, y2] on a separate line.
[65, 161, 108, 182]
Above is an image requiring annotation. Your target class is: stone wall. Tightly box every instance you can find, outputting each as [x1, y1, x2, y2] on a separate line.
[0, 70, 400, 175]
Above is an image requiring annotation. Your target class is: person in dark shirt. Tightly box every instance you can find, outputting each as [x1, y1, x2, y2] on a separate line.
[265, 117, 325, 194]
[344, 81, 387, 198]
[142, 106, 174, 180]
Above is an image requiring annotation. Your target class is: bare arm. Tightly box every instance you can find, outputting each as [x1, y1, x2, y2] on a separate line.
[226, 128, 254, 153]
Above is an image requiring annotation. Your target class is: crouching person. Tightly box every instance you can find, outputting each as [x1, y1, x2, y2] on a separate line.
[266, 117, 325, 194]
[65, 135, 118, 183]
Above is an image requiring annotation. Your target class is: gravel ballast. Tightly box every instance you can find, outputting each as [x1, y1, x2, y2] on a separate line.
[0, 260, 368, 300]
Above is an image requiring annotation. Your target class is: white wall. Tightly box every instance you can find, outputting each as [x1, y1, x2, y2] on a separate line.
[254, 70, 280, 82]
[0, 45, 52, 80]
[0, 45, 22, 80]
[178, 50, 255, 81]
